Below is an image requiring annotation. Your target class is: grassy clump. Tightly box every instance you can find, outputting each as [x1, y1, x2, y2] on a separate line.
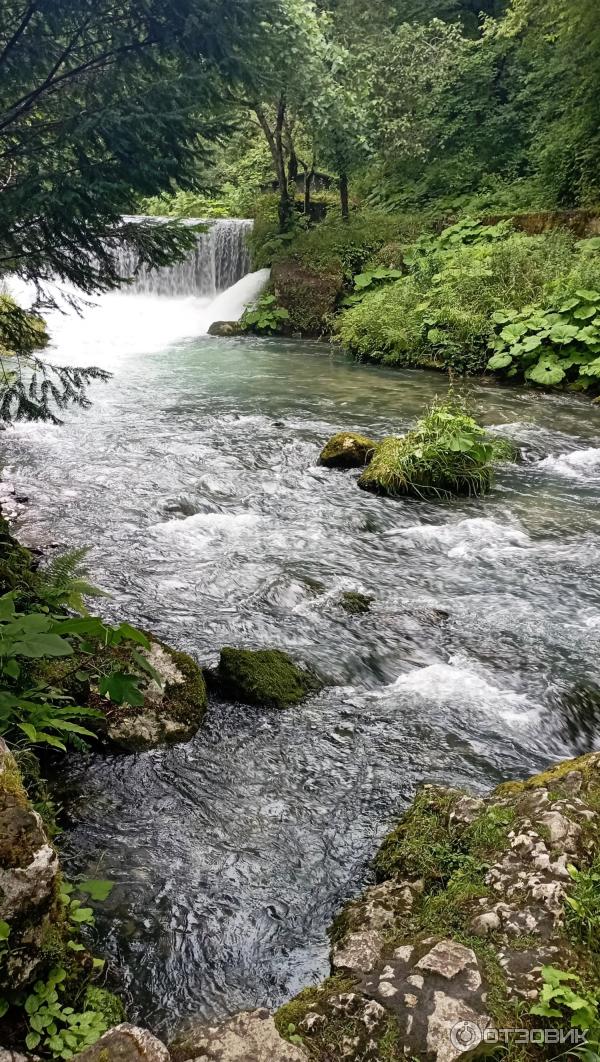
[215, 647, 322, 710]
[358, 396, 513, 500]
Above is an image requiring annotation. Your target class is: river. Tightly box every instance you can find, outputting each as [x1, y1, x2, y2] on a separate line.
[3, 249, 600, 1037]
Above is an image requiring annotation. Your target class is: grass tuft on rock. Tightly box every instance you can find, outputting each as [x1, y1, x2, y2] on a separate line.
[358, 395, 515, 500]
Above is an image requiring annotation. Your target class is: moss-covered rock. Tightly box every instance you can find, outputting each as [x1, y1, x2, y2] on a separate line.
[340, 591, 373, 615]
[272, 259, 343, 336]
[318, 432, 376, 469]
[34, 639, 207, 753]
[207, 320, 243, 337]
[0, 739, 61, 993]
[214, 647, 322, 710]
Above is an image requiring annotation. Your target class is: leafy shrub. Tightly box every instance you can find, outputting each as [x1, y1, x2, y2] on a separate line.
[0, 592, 161, 751]
[241, 293, 290, 333]
[22, 966, 108, 1058]
[530, 966, 599, 1035]
[487, 289, 600, 390]
[358, 395, 513, 500]
[280, 210, 408, 280]
[341, 267, 403, 308]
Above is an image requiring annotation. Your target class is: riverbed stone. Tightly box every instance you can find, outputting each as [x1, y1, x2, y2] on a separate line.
[0, 739, 61, 991]
[170, 1009, 308, 1062]
[212, 647, 322, 710]
[207, 321, 243, 337]
[318, 433, 376, 469]
[74, 1024, 170, 1060]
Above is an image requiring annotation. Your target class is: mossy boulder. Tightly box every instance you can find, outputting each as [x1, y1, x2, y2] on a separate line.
[318, 432, 376, 469]
[340, 591, 373, 615]
[34, 639, 207, 753]
[0, 739, 62, 993]
[272, 752, 600, 1061]
[73, 1024, 169, 1061]
[272, 258, 343, 336]
[213, 647, 322, 710]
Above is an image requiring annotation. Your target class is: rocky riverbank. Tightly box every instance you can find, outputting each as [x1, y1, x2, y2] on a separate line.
[2, 746, 599, 1060]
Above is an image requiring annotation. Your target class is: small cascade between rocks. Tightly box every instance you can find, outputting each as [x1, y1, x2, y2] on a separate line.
[118, 217, 253, 297]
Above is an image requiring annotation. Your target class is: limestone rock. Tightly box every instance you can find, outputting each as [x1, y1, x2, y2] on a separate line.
[0, 739, 61, 991]
[318, 433, 376, 470]
[74, 1024, 170, 1060]
[104, 642, 207, 752]
[170, 1009, 308, 1062]
[211, 647, 322, 710]
[207, 321, 243, 337]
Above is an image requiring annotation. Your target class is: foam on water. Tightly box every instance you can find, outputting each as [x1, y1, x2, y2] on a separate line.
[538, 447, 600, 479]
[392, 516, 530, 558]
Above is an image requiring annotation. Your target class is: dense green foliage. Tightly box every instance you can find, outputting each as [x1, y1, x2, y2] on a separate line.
[333, 220, 600, 388]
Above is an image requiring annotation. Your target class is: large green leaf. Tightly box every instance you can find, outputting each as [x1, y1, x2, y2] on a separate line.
[98, 671, 145, 706]
[548, 323, 580, 344]
[487, 352, 513, 370]
[10, 634, 74, 659]
[580, 357, 600, 377]
[572, 304, 597, 320]
[500, 322, 528, 343]
[527, 359, 566, 386]
[575, 289, 600, 302]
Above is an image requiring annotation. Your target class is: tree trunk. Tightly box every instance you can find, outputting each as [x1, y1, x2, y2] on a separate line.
[254, 98, 292, 232]
[304, 157, 315, 216]
[340, 173, 349, 222]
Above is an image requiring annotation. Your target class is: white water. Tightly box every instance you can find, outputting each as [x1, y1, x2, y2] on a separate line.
[205, 268, 270, 326]
[8, 218, 267, 348]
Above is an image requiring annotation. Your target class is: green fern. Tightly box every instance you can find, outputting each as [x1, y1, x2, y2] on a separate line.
[35, 548, 110, 615]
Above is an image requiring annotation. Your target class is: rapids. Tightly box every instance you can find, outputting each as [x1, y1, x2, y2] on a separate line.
[2, 227, 600, 1036]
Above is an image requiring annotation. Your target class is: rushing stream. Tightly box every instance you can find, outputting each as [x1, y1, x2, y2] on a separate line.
[2, 227, 600, 1037]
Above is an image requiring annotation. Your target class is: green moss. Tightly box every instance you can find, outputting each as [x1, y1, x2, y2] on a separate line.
[216, 647, 321, 710]
[493, 752, 600, 799]
[163, 647, 207, 726]
[83, 987, 126, 1027]
[373, 787, 463, 885]
[340, 591, 373, 615]
[318, 432, 376, 469]
[0, 516, 38, 601]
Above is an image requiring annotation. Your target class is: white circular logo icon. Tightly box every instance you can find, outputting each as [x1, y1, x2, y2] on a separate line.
[450, 1020, 483, 1052]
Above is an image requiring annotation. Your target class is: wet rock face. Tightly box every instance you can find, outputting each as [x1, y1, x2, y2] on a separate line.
[318, 433, 376, 470]
[0, 740, 61, 991]
[170, 1009, 308, 1062]
[74, 1024, 170, 1060]
[212, 647, 322, 710]
[105, 641, 207, 752]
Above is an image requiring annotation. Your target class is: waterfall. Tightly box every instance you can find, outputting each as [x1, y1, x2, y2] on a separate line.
[118, 218, 253, 297]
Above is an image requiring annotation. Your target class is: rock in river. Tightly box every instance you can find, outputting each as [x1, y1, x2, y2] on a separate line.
[211, 647, 322, 710]
[318, 432, 376, 469]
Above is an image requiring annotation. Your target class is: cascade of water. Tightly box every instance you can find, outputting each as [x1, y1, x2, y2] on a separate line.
[118, 218, 253, 297]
